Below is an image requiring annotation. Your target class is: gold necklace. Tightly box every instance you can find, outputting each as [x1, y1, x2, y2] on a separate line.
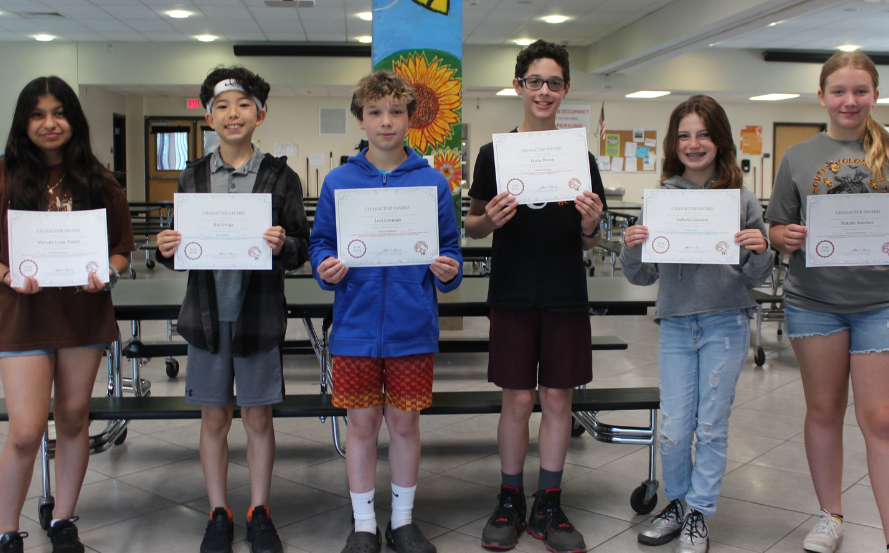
[46, 171, 67, 195]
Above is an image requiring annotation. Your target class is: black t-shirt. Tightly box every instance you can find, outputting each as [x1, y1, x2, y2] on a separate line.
[468, 133, 608, 312]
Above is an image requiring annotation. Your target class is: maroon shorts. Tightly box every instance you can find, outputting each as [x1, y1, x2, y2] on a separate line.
[488, 307, 592, 390]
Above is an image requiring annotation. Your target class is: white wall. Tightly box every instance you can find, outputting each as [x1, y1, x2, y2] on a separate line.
[77, 85, 127, 170]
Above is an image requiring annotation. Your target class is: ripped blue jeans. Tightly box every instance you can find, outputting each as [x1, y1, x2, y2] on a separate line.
[658, 309, 749, 516]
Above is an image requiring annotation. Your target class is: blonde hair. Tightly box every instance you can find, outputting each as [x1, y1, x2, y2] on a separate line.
[820, 51, 889, 180]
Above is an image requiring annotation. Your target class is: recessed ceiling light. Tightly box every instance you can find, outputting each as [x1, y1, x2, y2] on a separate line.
[358, 35, 372, 43]
[35, 34, 53, 41]
[750, 93, 800, 101]
[542, 15, 568, 24]
[168, 10, 190, 18]
[357, 12, 372, 20]
[515, 39, 534, 46]
[497, 88, 518, 96]
[838, 44, 859, 51]
[876, 98, 889, 104]
[626, 91, 671, 98]
[197, 35, 215, 42]
[768, 21, 779, 26]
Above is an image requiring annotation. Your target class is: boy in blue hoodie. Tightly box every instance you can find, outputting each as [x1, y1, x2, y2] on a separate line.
[310, 71, 463, 553]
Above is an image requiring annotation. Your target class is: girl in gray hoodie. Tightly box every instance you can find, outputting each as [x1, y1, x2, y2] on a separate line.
[620, 96, 773, 553]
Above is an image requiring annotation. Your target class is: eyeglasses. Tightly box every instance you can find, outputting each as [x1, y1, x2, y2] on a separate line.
[517, 77, 567, 92]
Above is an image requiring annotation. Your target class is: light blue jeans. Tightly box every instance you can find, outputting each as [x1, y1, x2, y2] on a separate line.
[658, 309, 749, 516]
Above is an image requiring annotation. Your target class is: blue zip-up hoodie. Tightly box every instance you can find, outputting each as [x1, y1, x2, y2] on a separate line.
[310, 147, 463, 358]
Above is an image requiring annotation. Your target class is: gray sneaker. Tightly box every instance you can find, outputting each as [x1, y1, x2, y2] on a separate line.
[675, 510, 708, 553]
[637, 499, 685, 545]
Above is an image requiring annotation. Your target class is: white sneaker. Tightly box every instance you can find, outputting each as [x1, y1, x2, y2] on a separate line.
[803, 509, 843, 553]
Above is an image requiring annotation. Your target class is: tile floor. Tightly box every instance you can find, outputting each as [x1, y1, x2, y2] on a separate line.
[0, 258, 883, 552]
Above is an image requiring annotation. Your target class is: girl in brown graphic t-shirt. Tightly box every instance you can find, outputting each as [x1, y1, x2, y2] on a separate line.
[0, 77, 135, 553]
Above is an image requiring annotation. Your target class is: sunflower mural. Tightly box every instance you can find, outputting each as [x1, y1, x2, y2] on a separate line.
[372, 0, 463, 224]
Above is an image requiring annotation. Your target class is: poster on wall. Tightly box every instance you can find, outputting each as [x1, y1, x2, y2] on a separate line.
[556, 105, 591, 130]
[372, 0, 463, 225]
[740, 126, 763, 155]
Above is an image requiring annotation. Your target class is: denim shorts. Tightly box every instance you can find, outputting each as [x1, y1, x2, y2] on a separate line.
[0, 343, 109, 358]
[784, 304, 889, 354]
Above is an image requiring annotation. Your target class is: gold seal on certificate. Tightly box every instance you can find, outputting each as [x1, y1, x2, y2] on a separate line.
[806, 193, 889, 267]
[493, 128, 593, 205]
[7, 209, 110, 287]
[174, 193, 272, 270]
[641, 189, 741, 264]
[335, 187, 439, 267]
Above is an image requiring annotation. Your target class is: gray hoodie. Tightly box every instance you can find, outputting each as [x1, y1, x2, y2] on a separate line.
[619, 175, 774, 322]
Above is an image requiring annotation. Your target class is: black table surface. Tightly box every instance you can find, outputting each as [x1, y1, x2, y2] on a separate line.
[112, 276, 659, 321]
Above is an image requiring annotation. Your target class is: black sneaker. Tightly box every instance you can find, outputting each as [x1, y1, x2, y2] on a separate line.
[246, 506, 283, 553]
[527, 489, 586, 553]
[201, 507, 234, 553]
[47, 518, 84, 553]
[0, 531, 27, 553]
[481, 485, 527, 550]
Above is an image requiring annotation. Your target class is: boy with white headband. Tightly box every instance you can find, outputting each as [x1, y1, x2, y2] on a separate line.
[156, 66, 309, 553]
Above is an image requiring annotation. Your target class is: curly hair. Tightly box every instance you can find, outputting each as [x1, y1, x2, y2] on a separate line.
[4, 76, 113, 210]
[661, 95, 743, 190]
[199, 65, 271, 111]
[514, 40, 570, 83]
[350, 70, 418, 120]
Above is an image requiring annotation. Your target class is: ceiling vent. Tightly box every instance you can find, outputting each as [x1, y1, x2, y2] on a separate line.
[15, 11, 66, 19]
[264, 0, 315, 7]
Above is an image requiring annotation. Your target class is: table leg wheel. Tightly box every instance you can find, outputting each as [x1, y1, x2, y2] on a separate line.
[570, 418, 586, 437]
[754, 347, 765, 366]
[146, 259, 156, 269]
[630, 484, 657, 515]
[114, 428, 128, 446]
[165, 358, 180, 378]
[38, 498, 54, 530]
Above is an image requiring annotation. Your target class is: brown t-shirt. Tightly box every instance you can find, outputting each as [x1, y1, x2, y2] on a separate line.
[0, 160, 136, 351]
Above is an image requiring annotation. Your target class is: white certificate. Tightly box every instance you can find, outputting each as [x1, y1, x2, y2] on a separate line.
[174, 193, 272, 270]
[641, 189, 741, 264]
[493, 128, 592, 205]
[335, 187, 439, 267]
[7, 209, 109, 287]
[806, 193, 889, 267]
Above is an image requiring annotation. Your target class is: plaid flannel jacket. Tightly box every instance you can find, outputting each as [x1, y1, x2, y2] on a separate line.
[156, 153, 310, 356]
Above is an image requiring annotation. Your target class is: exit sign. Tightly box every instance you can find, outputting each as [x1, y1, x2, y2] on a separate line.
[186, 98, 201, 109]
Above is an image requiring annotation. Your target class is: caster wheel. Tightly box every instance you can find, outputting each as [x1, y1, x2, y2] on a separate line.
[630, 484, 658, 515]
[38, 499, 54, 530]
[754, 347, 766, 366]
[114, 428, 128, 446]
[777, 328, 783, 336]
[146, 259, 156, 269]
[165, 359, 180, 378]
[589, 267, 595, 277]
[129, 268, 136, 279]
[570, 418, 586, 437]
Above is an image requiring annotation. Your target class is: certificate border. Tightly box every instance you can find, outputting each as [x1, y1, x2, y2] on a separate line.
[806, 193, 889, 267]
[334, 186, 440, 267]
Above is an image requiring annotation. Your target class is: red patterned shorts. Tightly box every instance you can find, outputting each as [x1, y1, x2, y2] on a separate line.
[332, 353, 434, 411]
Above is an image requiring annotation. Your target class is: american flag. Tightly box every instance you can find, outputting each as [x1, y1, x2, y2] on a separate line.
[597, 103, 606, 140]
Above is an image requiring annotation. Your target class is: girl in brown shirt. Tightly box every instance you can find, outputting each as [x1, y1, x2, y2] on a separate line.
[0, 77, 135, 553]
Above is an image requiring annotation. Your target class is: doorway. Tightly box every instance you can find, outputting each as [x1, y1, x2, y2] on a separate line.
[145, 117, 216, 202]
[112, 114, 126, 190]
[773, 123, 827, 178]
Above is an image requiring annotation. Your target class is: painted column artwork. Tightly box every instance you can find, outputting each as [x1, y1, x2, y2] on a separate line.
[372, 0, 463, 224]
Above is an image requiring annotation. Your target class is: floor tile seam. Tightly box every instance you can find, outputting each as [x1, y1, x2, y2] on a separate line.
[745, 459, 869, 487]
[58, 499, 185, 539]
[84, 450, 203, 479]
[730, 407, 806, 425]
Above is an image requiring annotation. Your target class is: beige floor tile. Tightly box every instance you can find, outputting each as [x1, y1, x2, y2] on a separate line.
[764, 518, 885, 552]
[708, 497, 810, 552]
[750, 440, 869, 485]
[720, 465, 819, 513]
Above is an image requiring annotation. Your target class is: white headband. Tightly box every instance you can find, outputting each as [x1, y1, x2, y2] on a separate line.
[206, 79, 266, 113]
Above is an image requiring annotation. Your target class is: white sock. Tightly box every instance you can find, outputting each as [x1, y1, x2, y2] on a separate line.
[50, 518, 64, 527]
[350, 489, 377, 534]
[390, 483, 417, 529]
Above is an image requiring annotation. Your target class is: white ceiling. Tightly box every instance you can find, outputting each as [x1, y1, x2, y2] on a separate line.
[0, 0, 885, 50]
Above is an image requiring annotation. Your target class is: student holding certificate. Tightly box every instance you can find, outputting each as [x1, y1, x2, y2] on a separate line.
[621, 96, 772, 553]
[155, 67, 309, 553]
[310, 71, 462, 553]
[767, 52, 889, 553]
[0, 77, 135, 553]
[465, 40, 606, 553]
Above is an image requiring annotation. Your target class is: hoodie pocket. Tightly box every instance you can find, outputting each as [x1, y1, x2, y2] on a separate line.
[384, 280, 436, 342]
[334, 278, 382, 342]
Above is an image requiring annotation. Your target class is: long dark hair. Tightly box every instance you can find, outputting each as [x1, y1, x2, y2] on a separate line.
[4, 76, 111, 210]
[661, 95, 743, 190]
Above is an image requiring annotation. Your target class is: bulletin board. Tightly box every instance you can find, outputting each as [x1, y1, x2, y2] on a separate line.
[598, 129, 658, 172]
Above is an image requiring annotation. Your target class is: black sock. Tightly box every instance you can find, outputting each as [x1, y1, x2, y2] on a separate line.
[537, 468, 563, 492]
[501, 471, 523, 490]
